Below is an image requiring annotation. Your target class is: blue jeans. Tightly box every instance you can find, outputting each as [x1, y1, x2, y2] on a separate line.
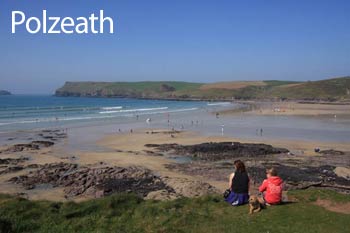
[225, 191, 249, 206]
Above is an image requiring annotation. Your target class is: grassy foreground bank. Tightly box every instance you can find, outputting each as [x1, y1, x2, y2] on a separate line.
[0, 189, 349, 233]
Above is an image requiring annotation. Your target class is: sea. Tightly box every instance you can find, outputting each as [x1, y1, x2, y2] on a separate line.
[0, 95, 222, 132]
[1, 95, 350, 146]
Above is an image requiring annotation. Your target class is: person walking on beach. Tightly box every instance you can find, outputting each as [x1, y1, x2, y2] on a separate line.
[225, 160, 250, 206]
[260, 128, 263, 136]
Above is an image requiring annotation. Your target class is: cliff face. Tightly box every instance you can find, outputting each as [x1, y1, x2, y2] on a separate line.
[55, 77, 350, 101]
[0, 90, 11, 95]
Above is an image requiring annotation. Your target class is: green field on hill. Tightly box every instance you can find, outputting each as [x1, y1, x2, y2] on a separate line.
[55, 76, 350, 101]
[0, 189, 349, 233]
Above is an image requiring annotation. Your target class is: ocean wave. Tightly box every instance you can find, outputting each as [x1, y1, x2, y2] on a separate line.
[207, 102, 231, 106]
[101, 106, 123, 110]
[0, 107, 199, 126]
[99, 107, 168, 114]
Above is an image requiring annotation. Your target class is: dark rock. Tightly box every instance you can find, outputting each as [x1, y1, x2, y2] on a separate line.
[0, 166, 24, 175]
[32, 141, 55, 147]
[0, 90, 11, 95]
[147, 142, 288, 161]
[319, 149, 345, 155]
[0, 157, 28, 165]
[1, 141, 54, 153]
[9, 163, 174, 199]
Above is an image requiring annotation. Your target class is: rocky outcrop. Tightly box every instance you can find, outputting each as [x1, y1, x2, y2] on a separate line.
[0, 90, 11, 95]
[8, 162, 219, 199]
[0, 157, 28, 165]
[166, 160, 350, 193]
[145, 142, 289, 161]
[319, 149, 345, 155]
[0, 141, 54, 153]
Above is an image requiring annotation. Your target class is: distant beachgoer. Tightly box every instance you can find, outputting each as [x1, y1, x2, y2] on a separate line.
[146, 118, 151, 124]
[130, 129, 133, 133]
[216, 112, 219, 118]
[136, 115, 139, 120]
[118, 128, 121, 133]
[191, 120, 194, 125]
[221, 124, 225, 136]
[225, 160, 250, 206]
[260, 128, 263, 136]
[181, 125, 184, 130]
[259, 168, 283, 205]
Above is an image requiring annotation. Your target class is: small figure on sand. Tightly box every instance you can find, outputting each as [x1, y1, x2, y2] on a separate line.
[130, 129, 133, 133]
[136, 115, 139, 120]
[260, 128, 263, 136]
[216, 112, 220, 118]
[146, 118, 151, 124]
[221, 124, 225, 136]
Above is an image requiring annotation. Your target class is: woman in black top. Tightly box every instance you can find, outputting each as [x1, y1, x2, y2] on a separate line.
[225, 160, 250, 206]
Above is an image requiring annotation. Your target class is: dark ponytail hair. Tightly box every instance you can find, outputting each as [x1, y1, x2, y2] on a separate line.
[234, 160, 246, 173]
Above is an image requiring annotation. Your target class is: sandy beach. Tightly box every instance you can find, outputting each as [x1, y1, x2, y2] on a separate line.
[0, 101, 350, 202]
[1, 117, 350, 202]
[220, 101, 350, 116]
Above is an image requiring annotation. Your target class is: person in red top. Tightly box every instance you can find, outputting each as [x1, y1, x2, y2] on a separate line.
[259, 168, 283, 205]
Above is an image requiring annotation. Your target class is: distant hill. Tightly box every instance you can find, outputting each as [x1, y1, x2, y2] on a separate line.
[55, 76, 350, 101]
[0, 90, 11, 95]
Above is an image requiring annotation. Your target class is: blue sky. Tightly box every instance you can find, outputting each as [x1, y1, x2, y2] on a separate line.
[0, 0, 349, 94]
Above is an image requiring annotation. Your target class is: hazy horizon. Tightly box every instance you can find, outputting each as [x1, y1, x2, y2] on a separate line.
[1, 0, 350, 94]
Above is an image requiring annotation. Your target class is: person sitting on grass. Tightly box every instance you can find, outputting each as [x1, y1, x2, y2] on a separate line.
[259, 167, 283, 205]
[225, 160, 250, 206]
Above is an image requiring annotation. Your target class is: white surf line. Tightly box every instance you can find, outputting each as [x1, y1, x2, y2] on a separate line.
[100, 106, 123, 110]
[99, 107, 168, 114]
[207, 102, 231, 106]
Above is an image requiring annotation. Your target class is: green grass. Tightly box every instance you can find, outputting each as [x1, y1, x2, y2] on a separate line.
[0, 189, 349, 233]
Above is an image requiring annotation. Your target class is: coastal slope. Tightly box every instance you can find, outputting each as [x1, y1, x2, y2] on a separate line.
[55, 76, 350, 101]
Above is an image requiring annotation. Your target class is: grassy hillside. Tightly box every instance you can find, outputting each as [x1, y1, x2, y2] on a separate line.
[0, 189, 349, 233]
[55, 77, 350, 101]
[55, 81, 203, 99]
